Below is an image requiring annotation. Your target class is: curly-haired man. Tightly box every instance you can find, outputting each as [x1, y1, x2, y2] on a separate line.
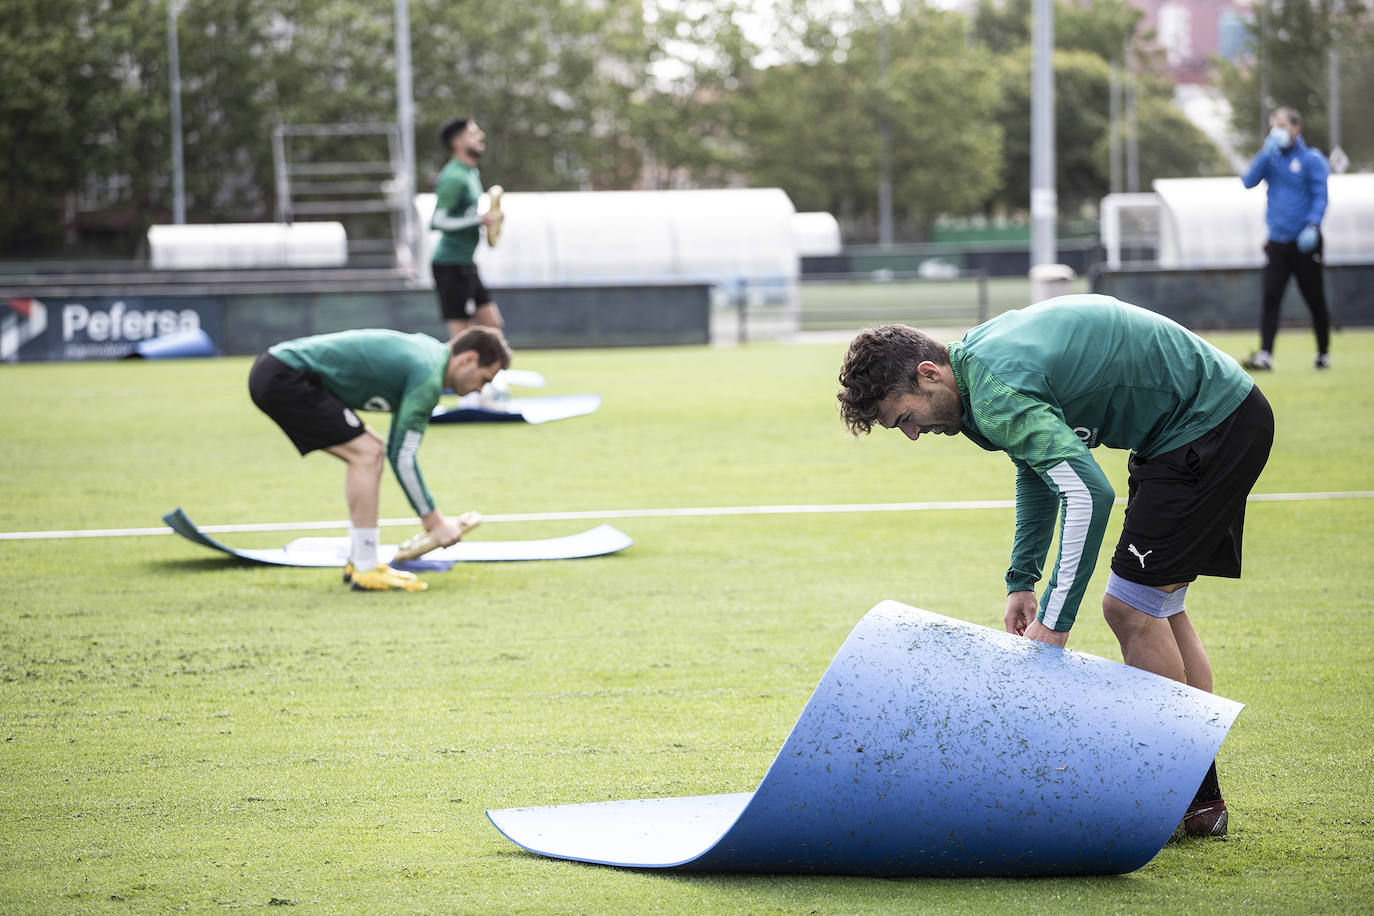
[837, 295, 1274, 837]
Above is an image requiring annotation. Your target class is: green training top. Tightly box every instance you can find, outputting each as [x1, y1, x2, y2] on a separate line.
[946, 295, 1253, 632]
[269, 329, 449, 517]
[430, 158, 484, 264]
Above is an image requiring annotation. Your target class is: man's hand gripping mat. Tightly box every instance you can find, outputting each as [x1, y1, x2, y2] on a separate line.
[487, 601, 1243, 876]
[163, 508, 632, 569]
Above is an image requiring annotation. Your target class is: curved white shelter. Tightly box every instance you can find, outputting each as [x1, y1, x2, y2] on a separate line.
[416, 187, 820, 339]
[1104, 174, 1374, 269]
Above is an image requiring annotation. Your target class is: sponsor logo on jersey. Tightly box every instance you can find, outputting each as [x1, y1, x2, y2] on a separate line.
[1073, 426, 1101, 447]
[362, 396, 391, 412]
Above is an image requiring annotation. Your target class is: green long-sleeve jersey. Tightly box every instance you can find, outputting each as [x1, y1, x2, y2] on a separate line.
[430, 158, 484, 264]
[947, 296, 1253, 631]
[269, 329, 449, 517]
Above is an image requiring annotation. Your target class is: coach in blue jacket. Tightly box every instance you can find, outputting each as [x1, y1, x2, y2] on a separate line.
[1240, 106, 1331, 371]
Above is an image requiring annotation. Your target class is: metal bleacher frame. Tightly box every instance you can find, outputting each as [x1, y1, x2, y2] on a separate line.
[271, 123, 412, 267]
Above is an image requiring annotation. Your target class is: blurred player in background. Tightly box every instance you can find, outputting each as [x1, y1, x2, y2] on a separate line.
[431, 117, 503, 339]
[1240, 106, 1331, 371]
[248, 326, 512, 591]
[837, 295, 1274, 837]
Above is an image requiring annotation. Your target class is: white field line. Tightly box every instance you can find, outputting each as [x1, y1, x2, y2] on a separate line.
[0, 490, 1371, 542]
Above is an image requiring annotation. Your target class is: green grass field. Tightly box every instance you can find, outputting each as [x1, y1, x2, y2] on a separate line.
[799, 277, 1092, 329]
[1, 328, 1372, 914]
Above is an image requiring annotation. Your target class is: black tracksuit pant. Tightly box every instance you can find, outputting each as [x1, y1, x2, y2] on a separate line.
[1260, 237, 1330, 355]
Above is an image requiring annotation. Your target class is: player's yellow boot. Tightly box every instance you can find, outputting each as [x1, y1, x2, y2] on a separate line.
[347, 564, 428, 592]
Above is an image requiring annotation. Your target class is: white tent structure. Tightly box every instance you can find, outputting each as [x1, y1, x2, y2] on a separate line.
[415, 188, 827, 339]
[148, 222, 348, 269]
[1101, 174, 1374, 269]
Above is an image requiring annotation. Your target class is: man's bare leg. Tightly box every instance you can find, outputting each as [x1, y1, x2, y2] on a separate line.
[1104, 588, 1227, 835]
[325, 429, 425, 590]
[1169, 611, 1214, 693]
[1102, 592, 1186, 683]
[471, 301, 504, 330]
[326, 429, 385, 529]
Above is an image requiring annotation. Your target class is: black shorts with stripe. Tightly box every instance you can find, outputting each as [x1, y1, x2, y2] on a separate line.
[432, 262, 492, 321]
[248, 353, 367, 455]
[1110, 384, 1274, 587]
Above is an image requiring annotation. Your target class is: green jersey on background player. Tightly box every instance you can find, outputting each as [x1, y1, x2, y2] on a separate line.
[430, 117, 504, 339]
[837, 295, 1274, 839]
[249, 326, 512, 591]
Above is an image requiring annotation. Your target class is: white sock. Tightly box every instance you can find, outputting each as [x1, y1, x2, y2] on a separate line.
[350, 525, 379, 570]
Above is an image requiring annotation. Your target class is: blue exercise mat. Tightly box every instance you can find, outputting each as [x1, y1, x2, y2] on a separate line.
[430, 394, 601, 425]
[162, 507, 632, 569]
[488, 601, 1244, 876]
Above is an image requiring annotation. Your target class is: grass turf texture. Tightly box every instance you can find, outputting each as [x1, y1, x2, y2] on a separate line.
[799, 277, 1092, 330]
[1, 329, 1371, 914]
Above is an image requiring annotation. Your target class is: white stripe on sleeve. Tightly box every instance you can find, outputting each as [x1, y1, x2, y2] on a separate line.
[1042, 460, 1092, 630]
[395, 429, 431, 515]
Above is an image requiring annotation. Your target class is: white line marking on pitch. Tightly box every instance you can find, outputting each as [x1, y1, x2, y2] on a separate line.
[0, 491, 1371, 542]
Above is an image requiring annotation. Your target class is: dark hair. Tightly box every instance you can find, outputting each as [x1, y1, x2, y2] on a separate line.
[1273, 106, 1302, 129]
[451, 325, 512, 369]
[439, 117, 471, 150]
[837, 325, 950, 435]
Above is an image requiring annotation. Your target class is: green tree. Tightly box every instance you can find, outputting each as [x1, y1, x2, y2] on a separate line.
[1216, 0, 1373, 169]
[971, 0, 1228, 217]
[411, 0, 654, 192]
[733, 0, 1003, 239]
[987, 49, 1229, 216]
[0, 0, 170, 254]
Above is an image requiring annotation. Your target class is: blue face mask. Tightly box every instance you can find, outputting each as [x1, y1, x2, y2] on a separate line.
[1269, 125, 1293, 149]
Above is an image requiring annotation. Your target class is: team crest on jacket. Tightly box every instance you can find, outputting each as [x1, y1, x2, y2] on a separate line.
[1290, 158, 1302, 174]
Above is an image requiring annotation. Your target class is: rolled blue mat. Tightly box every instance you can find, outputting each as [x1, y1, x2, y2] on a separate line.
[131, 328, 217, 359]
[488, 601, 1243, 876]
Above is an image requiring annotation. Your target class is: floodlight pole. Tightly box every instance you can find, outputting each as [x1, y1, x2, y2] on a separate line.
[1109, 60, 1122, 194]
[1125, 59, 1139, 194]
[167, 0, 186, 224]
[877, 17, 894, 248]
[1029, 0, 1055, 267]
[1258, 2, 1269, 132]
[395, 0, 418, 271]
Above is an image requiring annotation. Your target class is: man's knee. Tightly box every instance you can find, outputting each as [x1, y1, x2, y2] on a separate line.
[1103, 593, 1146, 637]
[1103, 573, 1188, 635]
[474, 303, 503, 330]
[334, 432, 385, 472]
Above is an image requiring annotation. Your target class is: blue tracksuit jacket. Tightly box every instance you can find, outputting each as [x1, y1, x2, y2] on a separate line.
[1240, 138, 1329, 243]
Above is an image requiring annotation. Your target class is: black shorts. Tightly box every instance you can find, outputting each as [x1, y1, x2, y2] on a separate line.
[248, 353, 367, 455]
[432, 262, 492, 321]
[1110, 384, 1274, 587]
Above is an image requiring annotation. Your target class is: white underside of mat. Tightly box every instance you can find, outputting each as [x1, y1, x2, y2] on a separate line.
[431, 394, 601, 425]
[162, 507, 632, 567]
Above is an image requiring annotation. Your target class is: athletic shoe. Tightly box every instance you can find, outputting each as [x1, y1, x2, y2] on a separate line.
[1182, 798, 1229, 837]
[349, 564, 428, 592]
[1315, 353, 1331, 369]
[1242, 351, 1273, 371]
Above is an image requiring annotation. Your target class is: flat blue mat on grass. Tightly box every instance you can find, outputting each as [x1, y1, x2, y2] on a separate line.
[488, 601, 1243, 876]
[162, 507, 632, 569]
[430, 394, 601, 425]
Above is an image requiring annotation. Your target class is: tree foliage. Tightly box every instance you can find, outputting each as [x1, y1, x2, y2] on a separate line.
[1215, 0, 1373, 169]
[738, 2, 1002, 237]
[0, 0, 1247, 254]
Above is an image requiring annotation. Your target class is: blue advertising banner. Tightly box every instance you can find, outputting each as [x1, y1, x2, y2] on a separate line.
[1, 296, 225, 362]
